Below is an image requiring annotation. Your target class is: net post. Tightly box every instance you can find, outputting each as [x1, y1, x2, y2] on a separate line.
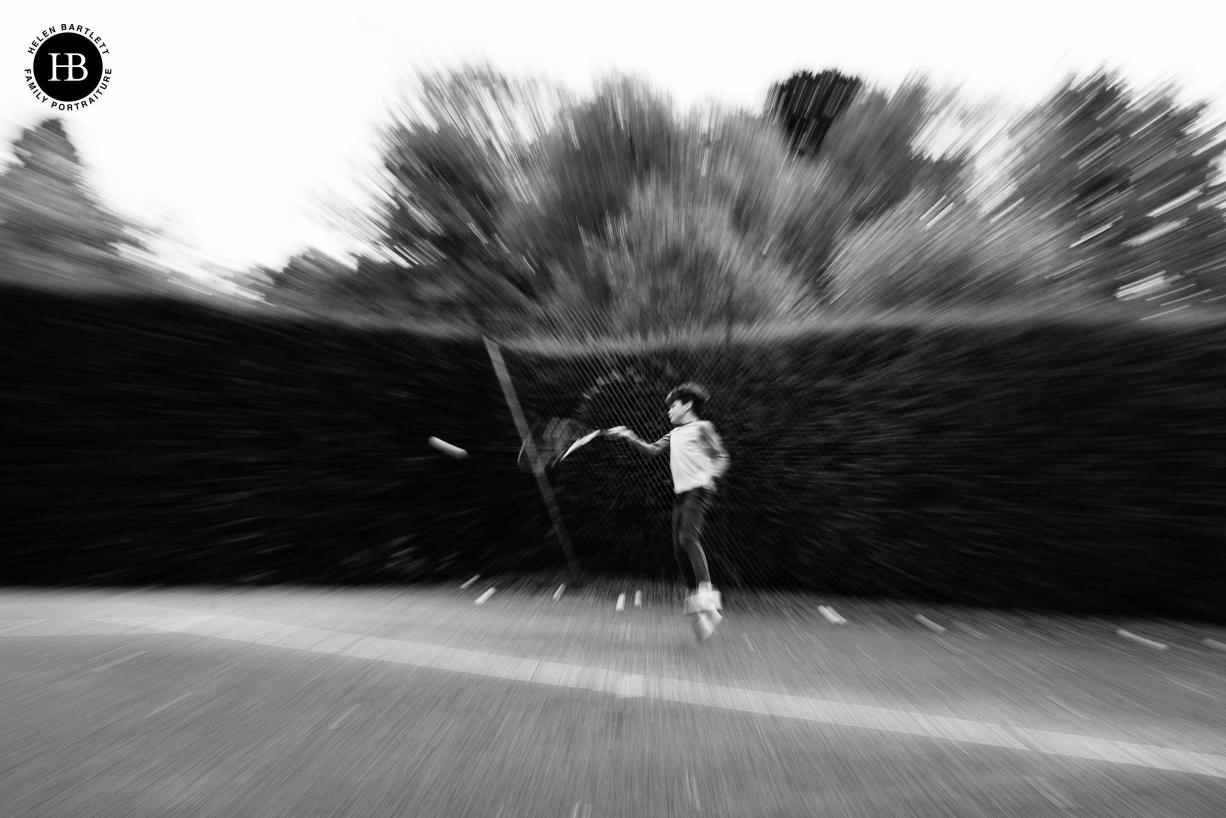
[483, 336, 584, 582]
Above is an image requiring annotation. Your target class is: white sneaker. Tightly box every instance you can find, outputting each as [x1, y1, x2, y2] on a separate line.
[695, 584, 722, 616]
[691, 611, 715, 642]
[685, 584, 723, 641]
[684, 591, 721, 613]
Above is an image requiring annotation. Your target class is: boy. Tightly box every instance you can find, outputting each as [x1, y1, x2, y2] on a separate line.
[609, 383, 730, 641]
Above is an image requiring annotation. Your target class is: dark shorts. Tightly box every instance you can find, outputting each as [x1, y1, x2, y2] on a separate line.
[672, 487, 713, 588]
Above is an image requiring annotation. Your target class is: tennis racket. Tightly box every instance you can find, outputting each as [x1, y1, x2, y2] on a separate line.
[517, 418, 611, 473]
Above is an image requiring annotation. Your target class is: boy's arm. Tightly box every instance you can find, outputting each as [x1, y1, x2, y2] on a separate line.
[700, 423, 731, 479]
[608, 426, 670, 457]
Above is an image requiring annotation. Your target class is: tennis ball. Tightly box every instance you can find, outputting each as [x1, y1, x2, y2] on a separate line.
[429, 436, 468, 459]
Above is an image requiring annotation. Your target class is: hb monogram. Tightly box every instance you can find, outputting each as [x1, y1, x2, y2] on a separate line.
[47, 53, 89, 82]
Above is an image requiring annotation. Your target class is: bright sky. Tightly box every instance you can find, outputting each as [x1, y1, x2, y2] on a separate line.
[5, 1, 1226, 286]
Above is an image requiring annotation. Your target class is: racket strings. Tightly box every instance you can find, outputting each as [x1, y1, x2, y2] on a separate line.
[542, 418, 591, 461]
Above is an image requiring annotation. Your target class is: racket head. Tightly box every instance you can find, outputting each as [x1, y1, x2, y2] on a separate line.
[517, 420, 550, 472]
[559, 429, 604, 462]
[518, 418, 598, 472]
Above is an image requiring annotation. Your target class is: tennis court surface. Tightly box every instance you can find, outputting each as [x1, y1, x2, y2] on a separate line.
[2, 586, 1224, 817]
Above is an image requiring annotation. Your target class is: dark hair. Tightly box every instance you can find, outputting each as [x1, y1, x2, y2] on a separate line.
[666, 382, 710, 417]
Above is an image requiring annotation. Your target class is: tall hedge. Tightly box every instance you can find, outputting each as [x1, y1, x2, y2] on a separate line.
[4, 283, 1225, 621]
[2, 284, 544, 585]
[502, 316, 1226, 620]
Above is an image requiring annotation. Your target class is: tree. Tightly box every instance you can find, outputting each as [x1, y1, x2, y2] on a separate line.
[824, 189, 1073, 312]
[575, 175, 812, 337]
[499, 74, 680, 308]
[765, 69, 863, 159]
[258, 249, 356, 309]
[528, 103, 834, 337]
[817, 80, 971, 229]
[1007, 70, 1226, 302]
[665, 108, 849, 305]
[0, 117, 141, 288]
[756, 76, 974, 298]
[369, 64, 569, 319]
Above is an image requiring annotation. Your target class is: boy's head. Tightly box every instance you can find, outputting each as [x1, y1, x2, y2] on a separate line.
[666, 382, 710, 425]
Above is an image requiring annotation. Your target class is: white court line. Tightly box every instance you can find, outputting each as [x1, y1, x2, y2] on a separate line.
[88, 607, 1226, 780]
[1116, 629, 1167, 651]
[1047, 696, 1088, 720]
[819, 605, 846, 625]
[617, 675, 645, 699]
[88, 641, 142, 662]
[92, 651, 148, 672]
[328, 704, 361, 730]
[687, 772, 702, 811]
[146, 691, 194, 718]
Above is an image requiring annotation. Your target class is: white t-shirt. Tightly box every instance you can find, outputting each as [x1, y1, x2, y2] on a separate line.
[651, 420, 730, 494]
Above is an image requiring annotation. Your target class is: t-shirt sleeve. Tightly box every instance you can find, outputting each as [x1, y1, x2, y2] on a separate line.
[650, 431, 672, 455]
[699, 423, 730, 474]
[631, 429, 670, 457]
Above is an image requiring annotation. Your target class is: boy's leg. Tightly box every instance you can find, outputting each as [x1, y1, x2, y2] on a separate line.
[673, 495, 698, 590]
[676, 489, 712, 588]
[677, 489, 722, 640]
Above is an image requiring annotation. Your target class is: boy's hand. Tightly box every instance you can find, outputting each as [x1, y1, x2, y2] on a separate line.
[607, 426, 634, 441]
